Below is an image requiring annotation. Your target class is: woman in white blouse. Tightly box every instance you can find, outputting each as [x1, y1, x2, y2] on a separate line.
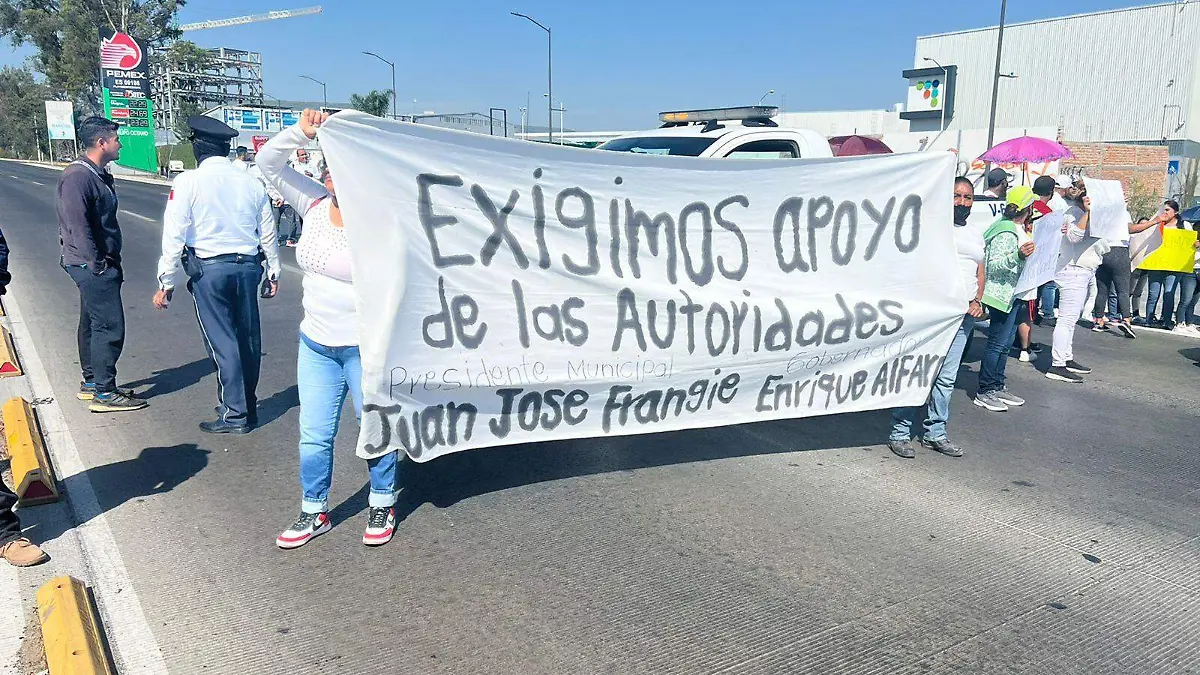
[257, 110, 398, 549]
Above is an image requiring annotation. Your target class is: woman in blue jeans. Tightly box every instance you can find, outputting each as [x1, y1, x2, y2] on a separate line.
[1143, 200, 1186, 328]
[975, 186, 1037, 413]
[259, 110, 399, 549]
[888, 177, 985, 459]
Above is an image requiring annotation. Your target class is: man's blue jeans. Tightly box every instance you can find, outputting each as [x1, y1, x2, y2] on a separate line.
[978, 300, 1021, 395]
[891, 314, 975, 442]
[298, 333, 397, 514]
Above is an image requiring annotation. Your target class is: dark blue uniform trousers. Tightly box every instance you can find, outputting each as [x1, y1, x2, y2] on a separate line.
[187, 257, 263, 427]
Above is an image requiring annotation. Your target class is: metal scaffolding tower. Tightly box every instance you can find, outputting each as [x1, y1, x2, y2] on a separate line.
[152, 47, 264, 136]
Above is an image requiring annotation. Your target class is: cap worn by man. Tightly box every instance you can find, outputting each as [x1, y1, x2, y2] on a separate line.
[1054, 175, 1074, 190]
[1032, 175, 1056, 198]
[987, 168, 1010, 189]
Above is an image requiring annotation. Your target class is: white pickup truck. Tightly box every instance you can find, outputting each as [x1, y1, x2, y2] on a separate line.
[597, 106, 833, 160]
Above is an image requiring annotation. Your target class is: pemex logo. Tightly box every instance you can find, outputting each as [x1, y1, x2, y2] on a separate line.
[100, 32, 143, 70]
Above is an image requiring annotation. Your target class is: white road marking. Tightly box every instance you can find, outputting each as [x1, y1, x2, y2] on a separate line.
[27, 180, 45, 186]
[0, 564, 22, 672]
[120, 210, 156, 222]
[2, 287, 169, 673]
[7, 175, 18, 180]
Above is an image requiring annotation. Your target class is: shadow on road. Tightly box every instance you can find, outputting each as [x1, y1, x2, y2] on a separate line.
[1181, 347, 1200, 365]
[257, 385, 300, 427]
[123, 359, 213, 399]
[326, 410, 890, 527]
[26, 444, 210, 545]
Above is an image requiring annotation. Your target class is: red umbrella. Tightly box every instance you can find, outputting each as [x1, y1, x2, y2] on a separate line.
[829, 135, 893, 157]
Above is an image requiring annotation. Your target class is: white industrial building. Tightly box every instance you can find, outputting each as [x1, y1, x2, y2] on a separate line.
[912, 3, 1198, 174]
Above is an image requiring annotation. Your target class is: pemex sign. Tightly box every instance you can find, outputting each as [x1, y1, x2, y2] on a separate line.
[99, 29, 157, 173]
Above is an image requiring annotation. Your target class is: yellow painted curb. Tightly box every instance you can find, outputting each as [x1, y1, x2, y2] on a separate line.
[36, 576, 115, 675]
[0, 325, 21, 377]
[4, 397, 58, 505]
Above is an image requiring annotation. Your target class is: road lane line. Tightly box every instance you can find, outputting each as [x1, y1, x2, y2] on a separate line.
[27, 180, 45, 186]
[0, 564, 21, 671]
[2, 284, 169, 673]
[7, 175, 18, 180]
[120, 210, 156, 223]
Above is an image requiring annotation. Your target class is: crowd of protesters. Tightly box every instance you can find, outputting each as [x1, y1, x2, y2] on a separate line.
[4, 111, 1199, 566]
[887, 167, 1200, 459]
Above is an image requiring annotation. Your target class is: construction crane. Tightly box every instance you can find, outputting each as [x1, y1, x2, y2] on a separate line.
[179, 6, 322, 32]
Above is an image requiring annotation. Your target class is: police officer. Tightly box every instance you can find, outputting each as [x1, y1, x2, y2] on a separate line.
[153, 116, 281, 434]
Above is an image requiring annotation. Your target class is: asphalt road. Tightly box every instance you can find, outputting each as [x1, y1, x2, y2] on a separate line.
[1, 159, 1198, 675]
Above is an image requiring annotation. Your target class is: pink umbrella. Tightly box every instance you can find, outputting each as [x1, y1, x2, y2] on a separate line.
[978, 136, 1074, 163]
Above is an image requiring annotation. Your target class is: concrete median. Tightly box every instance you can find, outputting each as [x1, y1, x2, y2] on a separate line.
[4, 396, 58, 505]
[36, 575, 115, 675]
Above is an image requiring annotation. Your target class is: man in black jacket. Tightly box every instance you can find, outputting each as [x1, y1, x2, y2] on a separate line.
[56, 116, 146, 412]
[0, 227, 49, 567]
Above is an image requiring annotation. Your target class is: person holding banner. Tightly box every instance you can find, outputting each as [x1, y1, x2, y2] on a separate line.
[975, 186, 1038, 412]
[1142, 200, 1187, 329]
[257, 110, 399, 549]
[1045, 182, 1096, 384]
[887, 177, 985, 458]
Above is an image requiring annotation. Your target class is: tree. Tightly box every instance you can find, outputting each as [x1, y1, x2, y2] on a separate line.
[0, 67, 51, 159]
[0, 0, 185, 112]
[350, 90, 391, 118]
[1127, 177, 1162, 222]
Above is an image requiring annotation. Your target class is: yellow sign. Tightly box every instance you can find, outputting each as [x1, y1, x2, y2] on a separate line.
[1137, 228, 1199, 273]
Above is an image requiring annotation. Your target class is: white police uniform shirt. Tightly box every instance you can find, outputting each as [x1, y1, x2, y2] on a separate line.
[157, 156, 281, 290]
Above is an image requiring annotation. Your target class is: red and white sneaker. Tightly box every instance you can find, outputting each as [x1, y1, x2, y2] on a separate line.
[363, 507, 395, 546]
[276, 512, 331, 549]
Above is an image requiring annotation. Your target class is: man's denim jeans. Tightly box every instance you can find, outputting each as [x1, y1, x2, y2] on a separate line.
[891, 314, 975, 442]
[978, 300, 1021, 395]
[298, 333, 397, 514]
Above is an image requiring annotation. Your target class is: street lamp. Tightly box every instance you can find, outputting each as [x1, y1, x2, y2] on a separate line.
[544, 94, 565, 143]
[300, 75, 327, 108]
[519, 106, 527, 139]
[757, 89, 775, 105]
[984, 0, 1008, 167]
[363, 51, 397, 119]
[512, 11, 553, 144]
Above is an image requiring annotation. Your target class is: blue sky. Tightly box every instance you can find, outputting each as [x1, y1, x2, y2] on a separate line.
[2, 0, 1149, 129]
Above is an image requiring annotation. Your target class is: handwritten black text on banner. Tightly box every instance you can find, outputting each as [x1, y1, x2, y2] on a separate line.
[318, 112, 965, 462]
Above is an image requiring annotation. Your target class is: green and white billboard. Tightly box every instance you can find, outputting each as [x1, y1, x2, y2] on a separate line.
[99, 28, 157, 173]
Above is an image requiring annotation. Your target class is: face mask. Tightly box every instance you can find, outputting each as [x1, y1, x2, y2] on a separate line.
[954, 204, 971, 225]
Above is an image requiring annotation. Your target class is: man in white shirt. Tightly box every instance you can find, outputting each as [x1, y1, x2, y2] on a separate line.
[982, 168, 1009, 200]
[152, 116, 282, 434]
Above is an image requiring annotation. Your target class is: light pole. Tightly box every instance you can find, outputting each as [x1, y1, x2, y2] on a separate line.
[984, 0, 1008, 164]
[757, 89, 775, 105]
[512, 11, 552, 144]
[300, 75, 327, 108]
[922, 57, 949, 147]
[544, 94, 565, 143]
[519, 106, 527, 139]
[363, 51, 397, 119]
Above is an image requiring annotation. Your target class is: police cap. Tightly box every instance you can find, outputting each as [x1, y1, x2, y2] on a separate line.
[186, 115, 239, 144]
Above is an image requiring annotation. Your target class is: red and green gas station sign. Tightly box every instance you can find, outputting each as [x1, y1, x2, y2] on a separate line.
[99, 29, 157, 173]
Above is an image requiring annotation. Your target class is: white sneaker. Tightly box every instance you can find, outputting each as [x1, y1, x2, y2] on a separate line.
[363, 507, 396, 546]
[277, 512, 331, 549]
[1018, 350, 1032, 362]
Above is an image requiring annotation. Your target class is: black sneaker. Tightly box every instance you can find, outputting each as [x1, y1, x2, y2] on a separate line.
[887, 439, 916, 459]
[921, 437, 964, 457]
[1116, 322, 1137, 339]
[1045, 366, 1084, 383]
[88, 391, 148, 413]
[77, 382, 136, 401]
[363, 507, 396, 546]
[1065, 360, 1091, 374]
[277, 512, 331, 549]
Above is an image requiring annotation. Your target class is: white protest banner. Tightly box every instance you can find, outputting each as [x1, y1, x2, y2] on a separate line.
[44, 101, 75, 140]
[1129, 226, 1163, 270]
[318, 111, 964, 462]
[1083, 178, 1128, 243]
[1014, 212, 1066, 295]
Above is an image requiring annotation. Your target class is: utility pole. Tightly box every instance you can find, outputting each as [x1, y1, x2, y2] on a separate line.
[985, 0, 1008, 164]
[300, 75, 327, 108]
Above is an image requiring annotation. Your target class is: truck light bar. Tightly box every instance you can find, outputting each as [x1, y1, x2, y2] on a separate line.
[658, 106, 779, 124]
